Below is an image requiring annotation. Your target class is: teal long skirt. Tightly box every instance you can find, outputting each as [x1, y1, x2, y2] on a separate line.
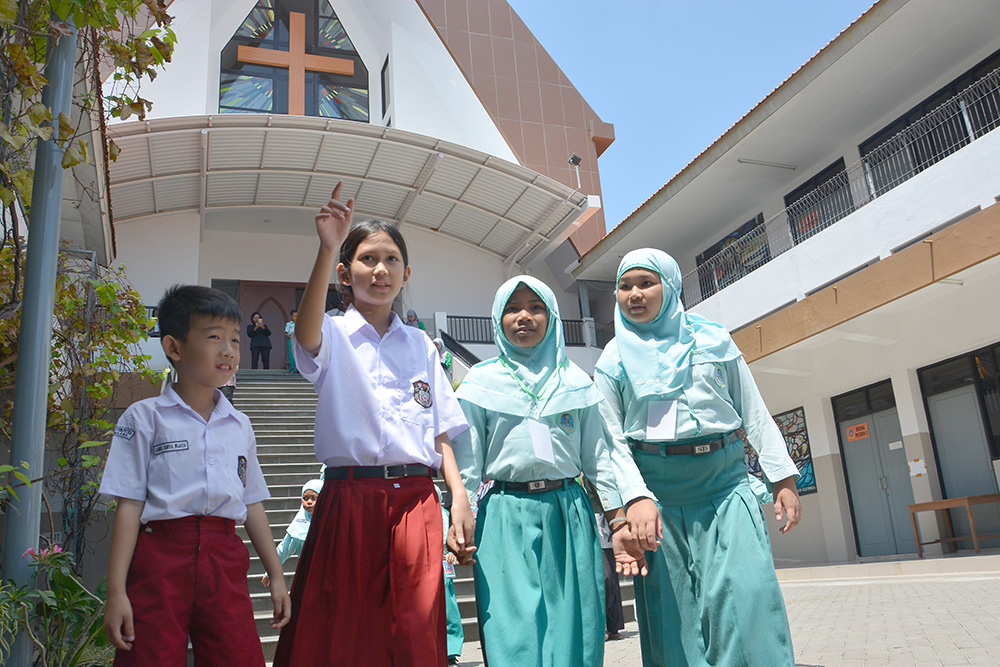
[474, 482, 605, 667]
[632, 438, 794, 667]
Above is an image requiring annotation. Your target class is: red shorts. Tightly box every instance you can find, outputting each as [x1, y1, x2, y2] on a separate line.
[114, 516, 264, 667]
[273, 475, 445, 667]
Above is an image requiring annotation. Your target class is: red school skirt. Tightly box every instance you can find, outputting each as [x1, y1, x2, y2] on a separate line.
[272, 474, 446, 667]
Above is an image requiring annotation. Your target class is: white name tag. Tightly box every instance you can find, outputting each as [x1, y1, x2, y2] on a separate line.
[528, 419, 555, 465]
[153, 440, 189, 455]
[646, 400, 678, 441]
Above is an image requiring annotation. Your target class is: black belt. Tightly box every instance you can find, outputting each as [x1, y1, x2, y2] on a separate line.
[628, 431, 740, 456]
[498, 478, 571, 493]
[324, 464, 435, 480]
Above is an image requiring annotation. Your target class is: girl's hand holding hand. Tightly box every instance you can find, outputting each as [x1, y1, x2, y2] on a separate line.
[447, 524, 477, 565]
[612, 524, 649, 577]
[773, 476, 802, 534]
[447, 501, 477, 564]
[626, 497, 663, 552]
[316, 180, 354, 252]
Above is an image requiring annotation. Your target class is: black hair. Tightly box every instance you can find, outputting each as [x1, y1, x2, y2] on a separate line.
[250, 311, 262, 322]
[337, 219, 409, 297]
[157, 285, 242, 342]
[290, 308, 297, 316]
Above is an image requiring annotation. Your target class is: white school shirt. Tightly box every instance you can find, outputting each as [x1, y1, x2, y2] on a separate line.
[292, 306, 468, 468]
[99, 385, 269, 523]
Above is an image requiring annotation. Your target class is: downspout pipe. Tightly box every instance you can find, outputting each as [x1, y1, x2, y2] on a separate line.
[2, 17, 77, 667]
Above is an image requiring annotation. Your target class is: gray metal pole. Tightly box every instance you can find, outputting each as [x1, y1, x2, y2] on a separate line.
[2, 19, 77, 667]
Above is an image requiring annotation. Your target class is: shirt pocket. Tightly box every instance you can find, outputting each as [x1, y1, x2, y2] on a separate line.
[397, 369, 435, 439]
[146, 437, 195, 499]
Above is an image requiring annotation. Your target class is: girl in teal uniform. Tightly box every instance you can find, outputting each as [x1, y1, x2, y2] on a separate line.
[595, 249, 802, 667]
[453, 275, 626, 667]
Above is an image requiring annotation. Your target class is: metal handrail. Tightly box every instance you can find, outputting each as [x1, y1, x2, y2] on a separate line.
[446, 315, 588, 347]
[682, 65, 1000, 307]
[440, 331, 481, 368]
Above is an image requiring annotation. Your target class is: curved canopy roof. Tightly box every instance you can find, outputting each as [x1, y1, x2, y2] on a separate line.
[108, 115, 589, 267]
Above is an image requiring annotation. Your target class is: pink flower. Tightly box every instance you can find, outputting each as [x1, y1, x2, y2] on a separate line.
[21, 545, 63, 560]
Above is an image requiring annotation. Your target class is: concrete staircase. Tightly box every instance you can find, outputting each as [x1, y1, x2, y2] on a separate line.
[213, 369, 633, 663]
[233, 369, 321, 663]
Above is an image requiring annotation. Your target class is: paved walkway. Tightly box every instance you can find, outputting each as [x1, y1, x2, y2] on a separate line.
[454, 554, 1000, 666]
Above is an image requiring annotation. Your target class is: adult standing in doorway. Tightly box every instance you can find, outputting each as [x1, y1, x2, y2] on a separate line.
[247, 311, 272, 369]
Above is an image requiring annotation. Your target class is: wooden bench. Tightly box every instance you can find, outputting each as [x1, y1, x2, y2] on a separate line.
[907, 493, 1000, 558]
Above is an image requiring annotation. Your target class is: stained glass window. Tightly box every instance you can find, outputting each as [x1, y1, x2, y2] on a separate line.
[220, 72, 276, 113]
[235, 0, 277, 43]
[318, 83, 368, 121]
[318, 17, 355, 52]
[220, 0, 368, 119]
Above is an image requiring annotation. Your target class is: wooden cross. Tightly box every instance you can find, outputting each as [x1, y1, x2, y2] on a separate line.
[237, 11, 354, 115]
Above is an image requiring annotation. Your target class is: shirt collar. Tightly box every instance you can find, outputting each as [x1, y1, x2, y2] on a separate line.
[158, 383, 239, 423]
[342, 305, 405, 340]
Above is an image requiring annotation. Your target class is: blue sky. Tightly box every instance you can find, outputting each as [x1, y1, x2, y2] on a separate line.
[506, 0, 876, 229]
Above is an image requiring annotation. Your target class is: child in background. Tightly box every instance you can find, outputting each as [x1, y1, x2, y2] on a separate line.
[284, 309, 298, 373]
[272, 182, 474, 667]
[262, 479, 322, 587]
[101, 285, 290, 665]
[405, 309, 426, 331]
[595, 249, 801, 667]
[452, 276, 626, 667]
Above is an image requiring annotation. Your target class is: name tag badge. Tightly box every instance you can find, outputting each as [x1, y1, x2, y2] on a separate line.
[443, 560, 456, 579]
[528, 419, 555, 465]
[153, 440, 189, 456]
[646, 400, 678, 441]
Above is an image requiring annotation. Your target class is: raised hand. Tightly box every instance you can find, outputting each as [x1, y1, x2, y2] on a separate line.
[316, 180, 354, 253]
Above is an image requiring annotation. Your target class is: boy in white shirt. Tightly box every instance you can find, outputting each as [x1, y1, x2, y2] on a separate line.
[101, 285, 291, 666]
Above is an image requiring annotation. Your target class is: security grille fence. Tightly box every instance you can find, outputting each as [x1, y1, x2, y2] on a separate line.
[682, 65, 1000, 308]
[446, 315, 587, 347]
[446, 315, 492, 344]
[563, 319, 585, 346]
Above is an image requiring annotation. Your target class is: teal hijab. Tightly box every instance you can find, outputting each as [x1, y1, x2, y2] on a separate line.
[456, 275, 602, 418]
[596, 249, 742, 399]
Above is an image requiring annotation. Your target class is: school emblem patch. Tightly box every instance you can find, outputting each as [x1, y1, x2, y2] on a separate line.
[714, 365, 726, 388]
[412, 380, 433, 408]
[113, 426, 135, 440]
[237, 456, 247, 487]
[558, 412, 575, 433]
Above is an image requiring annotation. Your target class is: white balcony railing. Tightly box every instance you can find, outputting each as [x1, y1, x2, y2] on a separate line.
[684, 65, 1000, 307]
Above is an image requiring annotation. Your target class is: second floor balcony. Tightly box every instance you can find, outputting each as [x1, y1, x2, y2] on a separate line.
[684, 64, 1000, 328]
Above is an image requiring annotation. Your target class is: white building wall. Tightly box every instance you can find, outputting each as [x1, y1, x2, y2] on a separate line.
[747, 252, 1000, 564]
[113, 212, 202, 369]
[693, 128, 1000, 332]
[193, 222, 578, 332]
[126, 0, 517, 163]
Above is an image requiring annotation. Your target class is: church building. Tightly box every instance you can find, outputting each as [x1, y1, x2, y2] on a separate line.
[109, 0, 615, 370]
